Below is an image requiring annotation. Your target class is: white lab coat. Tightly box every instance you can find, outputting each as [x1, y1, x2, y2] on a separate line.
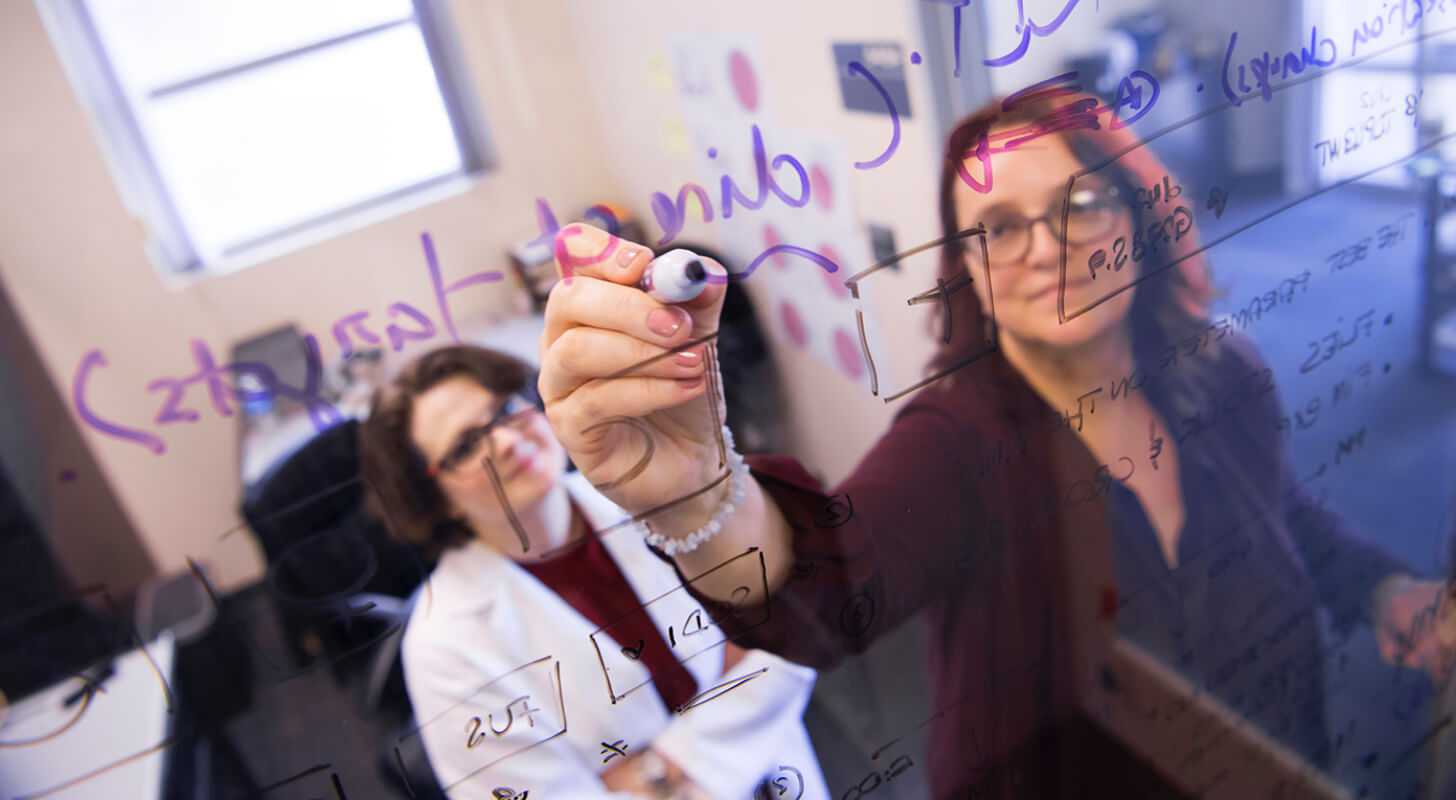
[400, 471, 830, 799]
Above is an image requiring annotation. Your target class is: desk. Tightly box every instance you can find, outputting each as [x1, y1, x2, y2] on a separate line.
[1098, 636, 1349, 799]
[0, 635, 176, 799]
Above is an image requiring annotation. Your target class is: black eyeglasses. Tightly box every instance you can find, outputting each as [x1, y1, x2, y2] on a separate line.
[976, 185, 1123, 266]
[427, 394, 539, 477]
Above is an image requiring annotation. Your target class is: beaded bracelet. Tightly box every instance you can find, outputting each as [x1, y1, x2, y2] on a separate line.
[641, 426, 749, 556]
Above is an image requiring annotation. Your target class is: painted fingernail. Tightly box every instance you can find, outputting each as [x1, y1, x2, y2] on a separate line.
[678, 376, 703, 389]
[616, 247, 640, 269]
[674, 350, 700, 366]
[647, 307, 689, 337]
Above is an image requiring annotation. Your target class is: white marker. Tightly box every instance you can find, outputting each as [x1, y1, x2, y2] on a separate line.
[639, 249, 709, 304]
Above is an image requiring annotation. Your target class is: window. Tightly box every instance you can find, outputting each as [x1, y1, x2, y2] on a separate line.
[41, 0, 492, 273]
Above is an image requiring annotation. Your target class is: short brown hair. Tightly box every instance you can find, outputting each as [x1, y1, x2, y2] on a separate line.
[358, 345, 533, 557]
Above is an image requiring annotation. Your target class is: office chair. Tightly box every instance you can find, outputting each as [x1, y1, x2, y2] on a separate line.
[239, 418, 428, 678]
[237, 417, 445, 798]
[346, 589, 447, 799]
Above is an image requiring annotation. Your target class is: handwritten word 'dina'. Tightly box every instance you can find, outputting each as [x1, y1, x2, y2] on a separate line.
[531, 122, 840, 283]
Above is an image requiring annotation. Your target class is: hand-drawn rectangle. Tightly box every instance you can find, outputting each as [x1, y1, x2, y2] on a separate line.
[588, 548, 771, 704]
[394, 655, 568, 794]
[844, 225, 997, 402]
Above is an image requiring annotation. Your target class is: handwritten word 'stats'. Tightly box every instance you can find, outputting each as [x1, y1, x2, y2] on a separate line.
[532, 124, 840, 282]
[72, 233, 501, 454]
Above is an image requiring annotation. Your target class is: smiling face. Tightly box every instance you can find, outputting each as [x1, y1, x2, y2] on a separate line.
[408, 375, 566, 548]
[952, 133, 1138, 354]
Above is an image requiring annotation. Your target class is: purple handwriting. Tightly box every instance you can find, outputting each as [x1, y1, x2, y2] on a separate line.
[76, 46, 1169, 456]
[1220, 27, 1337, 106]
[534, 65, 1158, 273]
[950, 70, 1159, 195]
[923, 0, 1087, 71]
[984, 0, 1086, 68]
[530, 119, 840, 281]
[847, 60, 901, 169]
[604, 123, 811, 251]
[1220, 0, 1452, 108]
[72, 232, 502, 454]
[1351, 0, 1448, 57]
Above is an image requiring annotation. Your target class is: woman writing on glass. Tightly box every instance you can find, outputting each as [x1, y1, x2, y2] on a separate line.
[358, 345, 828, 799]
[536, 95, 1454, 797]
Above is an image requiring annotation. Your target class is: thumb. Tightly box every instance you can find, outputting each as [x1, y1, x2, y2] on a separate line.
[676, 255, 729, 339]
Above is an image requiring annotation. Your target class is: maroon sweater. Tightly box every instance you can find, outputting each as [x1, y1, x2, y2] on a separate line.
[678, 338, 1402, 798]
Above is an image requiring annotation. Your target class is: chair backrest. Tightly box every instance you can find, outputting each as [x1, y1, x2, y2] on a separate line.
[240, 419, 429, 671]
[241, 419, 364, 562]
[359, 586, 447, 798]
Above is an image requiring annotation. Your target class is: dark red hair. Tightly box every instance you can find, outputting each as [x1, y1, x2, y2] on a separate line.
[928, 96, 1216, 386]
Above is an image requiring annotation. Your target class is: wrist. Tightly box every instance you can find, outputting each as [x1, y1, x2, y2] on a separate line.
[647, 472, 733, 537]
[642, 426, 748, 556]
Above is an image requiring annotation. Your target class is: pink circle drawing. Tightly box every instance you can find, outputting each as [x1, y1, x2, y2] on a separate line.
[763, 224, 789, 270]
[818, 244, 849, 299]
[728, 50, 760, 112]
[833, 328, 864, 379]
[810, 164, 834, 212]
[780, 301, 809, 349]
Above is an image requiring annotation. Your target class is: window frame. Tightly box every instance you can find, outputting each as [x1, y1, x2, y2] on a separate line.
[37, 0, 496, 276]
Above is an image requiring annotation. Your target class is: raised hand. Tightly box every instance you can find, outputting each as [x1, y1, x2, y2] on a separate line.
[538, 223, 731, 533]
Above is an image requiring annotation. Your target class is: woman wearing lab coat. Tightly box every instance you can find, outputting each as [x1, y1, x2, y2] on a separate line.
[359, 345, 827, 799]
